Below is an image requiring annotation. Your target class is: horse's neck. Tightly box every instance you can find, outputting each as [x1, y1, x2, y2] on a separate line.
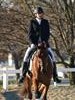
[42, 56, 48, 65]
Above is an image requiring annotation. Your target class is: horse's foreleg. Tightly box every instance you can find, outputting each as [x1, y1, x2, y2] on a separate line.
[39, 84, 45, 93]
[33, 78, 38, 91]
[40, 84, 49, 100]
[33, 78, 38, 93]
[33, 79, 40, 99]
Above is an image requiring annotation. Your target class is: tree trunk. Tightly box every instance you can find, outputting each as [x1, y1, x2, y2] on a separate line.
[69, 72, 75, 85]
[69, 55, 75, 85]
[12, 52, 21, 81]
[14, 58, 20, 81]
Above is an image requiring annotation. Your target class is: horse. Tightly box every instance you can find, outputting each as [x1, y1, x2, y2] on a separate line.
[20, 42, 53, 100]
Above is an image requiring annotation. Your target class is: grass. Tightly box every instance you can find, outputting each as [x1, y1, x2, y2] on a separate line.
[0, 80, 18, 92]
[0, 81, 2, 91]
[0, 85, 2, 91]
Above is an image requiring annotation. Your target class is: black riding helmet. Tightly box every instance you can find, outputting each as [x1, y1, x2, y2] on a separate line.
[33, 7, 44, 14]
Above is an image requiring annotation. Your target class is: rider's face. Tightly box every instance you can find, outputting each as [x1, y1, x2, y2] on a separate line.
[35, 13, 44, 19]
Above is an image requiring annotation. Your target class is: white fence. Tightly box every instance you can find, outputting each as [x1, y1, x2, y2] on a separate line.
[0, 66, 22, 91]
[0, 67, 75, 91]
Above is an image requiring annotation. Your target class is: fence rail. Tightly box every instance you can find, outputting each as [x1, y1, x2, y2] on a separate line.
[0, 67, 75, 91]
[57, 68, 75, 72]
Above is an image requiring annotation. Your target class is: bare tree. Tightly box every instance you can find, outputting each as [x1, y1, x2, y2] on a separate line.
[20, 0, 75, 84]
[0, 0, 75, 84]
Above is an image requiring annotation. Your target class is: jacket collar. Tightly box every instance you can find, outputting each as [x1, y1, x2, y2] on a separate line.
[34, 18, 44, 25]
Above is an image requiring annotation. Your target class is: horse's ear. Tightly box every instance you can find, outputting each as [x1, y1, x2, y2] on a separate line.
[43, 42, 46, 48]
[42, 42, 46, 48]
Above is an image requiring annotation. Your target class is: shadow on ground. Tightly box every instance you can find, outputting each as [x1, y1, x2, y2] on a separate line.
[2, 91, 20, 100]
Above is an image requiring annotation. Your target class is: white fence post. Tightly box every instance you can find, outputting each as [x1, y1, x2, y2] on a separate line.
[8, 53, 13, 66]
[3, 66, 8, 91]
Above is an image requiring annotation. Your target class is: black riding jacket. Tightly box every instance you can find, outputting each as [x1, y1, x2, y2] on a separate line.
[28, 18, 50, 45]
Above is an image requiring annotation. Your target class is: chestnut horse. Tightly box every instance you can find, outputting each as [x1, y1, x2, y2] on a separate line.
[20, 42, 53, 100]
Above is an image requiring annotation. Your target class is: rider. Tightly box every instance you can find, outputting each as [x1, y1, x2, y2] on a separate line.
[19, 7, 61, 84]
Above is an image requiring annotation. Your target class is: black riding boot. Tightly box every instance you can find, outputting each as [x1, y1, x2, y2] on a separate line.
[18, 62, 28, 84]
[53, 62, 61, 83]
